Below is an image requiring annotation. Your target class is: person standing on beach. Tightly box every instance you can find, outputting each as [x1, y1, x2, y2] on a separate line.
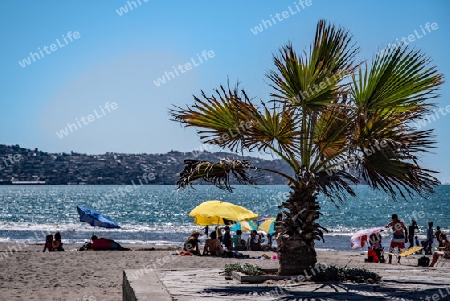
[435, 226, 443, 248]
[408, 220, 418, 249]
[386, 214, 408, 264]
[425, 222, 434, 255]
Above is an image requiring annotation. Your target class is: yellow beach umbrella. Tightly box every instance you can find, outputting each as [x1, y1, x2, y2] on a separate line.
[188, 200, 258, 226]
[258, 218, 276, 234]
[399, 246, 423, 257]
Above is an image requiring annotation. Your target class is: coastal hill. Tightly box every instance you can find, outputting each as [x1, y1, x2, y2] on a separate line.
[0, 144, 293, 185]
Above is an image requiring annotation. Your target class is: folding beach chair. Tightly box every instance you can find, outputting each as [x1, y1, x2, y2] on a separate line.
[398, 246, 423, 265]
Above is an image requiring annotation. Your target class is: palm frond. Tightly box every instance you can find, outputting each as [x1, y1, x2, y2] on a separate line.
[243, 103, 301, 155]
[170, 83, 256, 152]
[311, 101, 353, 171]
[176, 159, 257, 192]
[350, 44, 443, 197]
[267, 20, 359, 112]
[352, 46, 442, 114]
[295, 166, 359, 205]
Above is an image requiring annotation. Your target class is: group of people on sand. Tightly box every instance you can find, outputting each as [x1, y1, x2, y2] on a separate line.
[379, 214, 449, 267]
[44, 233, 130, 252]
[183, 225, 282, 257]
[43, 232, 64, 252]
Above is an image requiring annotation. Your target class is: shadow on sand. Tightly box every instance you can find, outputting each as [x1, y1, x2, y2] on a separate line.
[202, 282, 450, 300]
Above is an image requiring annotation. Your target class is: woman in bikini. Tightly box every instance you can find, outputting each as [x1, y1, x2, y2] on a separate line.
[429, 233, 450, 267]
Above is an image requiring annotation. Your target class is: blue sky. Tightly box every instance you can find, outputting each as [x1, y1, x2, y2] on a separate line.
[1, 1, 449, 181]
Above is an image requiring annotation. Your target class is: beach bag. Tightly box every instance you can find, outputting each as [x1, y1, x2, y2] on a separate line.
[418, 256, 430, 267]
[367, 249, 379, 263]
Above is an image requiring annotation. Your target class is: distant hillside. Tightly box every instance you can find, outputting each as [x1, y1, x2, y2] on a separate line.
[0, 144, 293, 185]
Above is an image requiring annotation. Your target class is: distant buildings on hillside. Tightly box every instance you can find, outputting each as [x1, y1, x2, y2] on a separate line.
[0, 145, 291, 185]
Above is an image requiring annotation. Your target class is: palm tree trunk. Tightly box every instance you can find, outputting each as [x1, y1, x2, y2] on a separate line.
[277, 185, 320, 276]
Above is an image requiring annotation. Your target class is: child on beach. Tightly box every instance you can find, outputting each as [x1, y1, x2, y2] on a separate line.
[414, 235, 420, 247]
[368, 232, 384, 263]
[52, 232, 64, 251]
[43, 234, 53, 252]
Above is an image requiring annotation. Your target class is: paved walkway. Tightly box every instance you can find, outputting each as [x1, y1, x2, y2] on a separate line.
[156, 266, 450, 301]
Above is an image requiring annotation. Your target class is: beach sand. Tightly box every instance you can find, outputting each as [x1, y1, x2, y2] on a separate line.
[0, 242, 449, 300]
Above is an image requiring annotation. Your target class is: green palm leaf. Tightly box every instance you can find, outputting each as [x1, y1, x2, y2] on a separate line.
[170, 83, 255, 152]
[267, 20, 358, 112]
[351, 45, 443, 197]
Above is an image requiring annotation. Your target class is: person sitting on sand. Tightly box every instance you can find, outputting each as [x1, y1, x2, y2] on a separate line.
[233, 230, 246, 251]
[369, 232, 384, 263]
[222, 226, 233, 251]
[203, 231, 223, 256]
[273, 224, 284, 251]
[248, 230, 262, 251]
[43, 234, 53, 252]
[261, 234, 275, 251]
[429, 233, 450, 267]
[184, 230, 201, 255]
[90, 235, 130, 251]
[52, 232, 64, 251]
[215, 226, 223, 243]
[386, 214, 408, 264]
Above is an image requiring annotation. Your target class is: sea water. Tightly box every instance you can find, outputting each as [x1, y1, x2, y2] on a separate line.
[0, 185, 448, 251]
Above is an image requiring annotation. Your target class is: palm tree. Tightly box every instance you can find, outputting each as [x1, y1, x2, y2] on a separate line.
[170, 20, 443, 275]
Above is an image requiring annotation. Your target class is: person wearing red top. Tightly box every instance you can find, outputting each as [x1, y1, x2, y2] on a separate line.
[90, 235, 130, 251]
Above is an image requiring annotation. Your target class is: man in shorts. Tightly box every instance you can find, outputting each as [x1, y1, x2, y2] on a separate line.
[386, 214, 408, 264]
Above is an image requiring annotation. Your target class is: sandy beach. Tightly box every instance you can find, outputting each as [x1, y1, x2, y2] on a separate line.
[0, 242, 449, 300]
